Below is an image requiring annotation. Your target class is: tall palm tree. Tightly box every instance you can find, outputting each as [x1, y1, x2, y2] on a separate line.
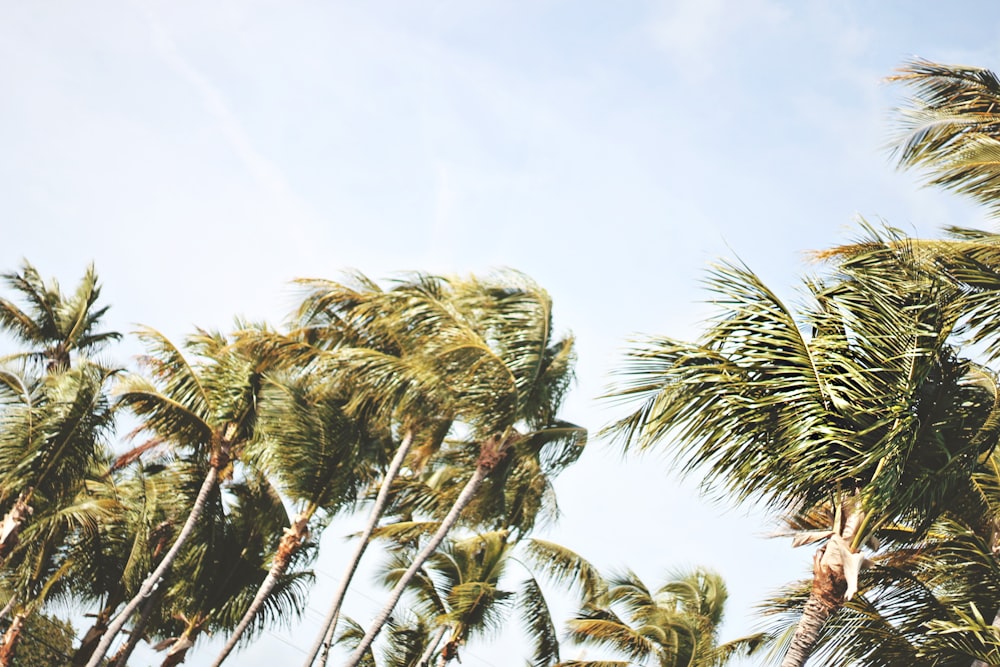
[84, 327, 266, 667]
[604, 226, 1000, 667]
[148, 471, 313, 667]
[295, 271, 583, 667]
[210, 368, 390, 666]
[561, 568, 764, 667]
[341, 272, 585, 667]
[0, 262, 121, 563]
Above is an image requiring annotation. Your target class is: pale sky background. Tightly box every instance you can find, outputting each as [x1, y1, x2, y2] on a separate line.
[2, 1, 1000, 666]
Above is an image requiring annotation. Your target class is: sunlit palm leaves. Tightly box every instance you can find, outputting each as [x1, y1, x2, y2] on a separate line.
[889, 59, 1000, 217]
[561, 568, 764, 667]
[605, 225, 1000, 665]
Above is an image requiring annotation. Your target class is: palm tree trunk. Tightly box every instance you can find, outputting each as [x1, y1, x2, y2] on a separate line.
[0, 597, 15, 621]
[345, 436, 508, 667]
[71, 592, 123, 667]
[780, 544, 847, 667]
[303, 429, 415, 667]
[85, 444, 229, 667]
[211, 511, 311, 667]
[0, 613, 26, 667]
[418, 625, 447, 667]
[111, 582, 164, 667]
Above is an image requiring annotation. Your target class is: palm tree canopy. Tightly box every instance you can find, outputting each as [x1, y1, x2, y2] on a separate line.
[605, 226, 1000, 544]
[0, 262, 120, 370]
[562, 568, 764, 667]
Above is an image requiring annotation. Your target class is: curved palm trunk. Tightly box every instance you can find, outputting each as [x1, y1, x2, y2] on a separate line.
[211, 511, 311, 667]
[302, 430, 415, 667]
[345, 436, 509, 667]
[0, 613, 25, 667]
[85, 443, 230, 667]
[111, 582, 164, 667]
[418, 625, 447, 667]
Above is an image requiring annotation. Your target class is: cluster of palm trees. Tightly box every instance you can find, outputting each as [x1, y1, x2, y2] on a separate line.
[6, 58, 1000, 667]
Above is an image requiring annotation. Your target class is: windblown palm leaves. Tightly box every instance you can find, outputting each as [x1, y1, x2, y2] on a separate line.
[348, 530, 602, 667]
[149, 471, 313, 667]
[561, 568, 764, 667]
[327, 272, 584, 667]
[211, 368, 391, 666]
[605, 226, 1000, 666]
[890, 59, 1000, 217]
[84, 327, 268, 667]
[292, 271, 584, 666]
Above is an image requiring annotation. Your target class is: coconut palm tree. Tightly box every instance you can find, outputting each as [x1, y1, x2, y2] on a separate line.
[561, 568, 764, 667]
[295, 271, 583, 667]
[604, 226, 1000, 667]
[66, 455, 196, 667]
[0, 261, 121, 372]
[340, 273, 585, 667]
[334, 529, 602, 667]
[210, 368, 391, 666]
[148, 470, 313, 667]
[84, 327, 266, 667]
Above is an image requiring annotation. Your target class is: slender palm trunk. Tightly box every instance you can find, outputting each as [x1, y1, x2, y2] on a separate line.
[0, 597, 14, 621]
[303, 430, 415, 667]
[85, 443, 230, 667]
[211, 511, 311, 667]
[418, 625, 447, 667]
[111, 582, 164, 667]
[0, 613, 26, 667]
[345, 437, 507, 667]
[71, 592, 123, 667]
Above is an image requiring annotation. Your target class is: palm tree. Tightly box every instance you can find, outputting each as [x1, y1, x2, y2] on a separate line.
[84, 327, 266, 667]
[66, 455, 195, 667]
[0, 360, 119, 666]
[147, 471, 312, 667]
[210, 368, 391, 666]
[604, 226, 1000, 667]
[334, 530, 603, 667]
[339, 272, 585, 667]
[0, 261, 121, 563]
[295, 271, 583, 667]
[561, 568, 764, 667]
[0, 261, 121, 371]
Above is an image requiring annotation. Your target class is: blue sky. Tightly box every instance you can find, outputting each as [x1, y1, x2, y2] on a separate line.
[3, 1, 1000, 665]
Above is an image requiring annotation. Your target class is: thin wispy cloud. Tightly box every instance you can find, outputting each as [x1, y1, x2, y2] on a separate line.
[141, 5, 321, 228]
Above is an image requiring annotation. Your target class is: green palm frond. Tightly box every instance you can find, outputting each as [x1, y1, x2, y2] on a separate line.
[889, 59, 1000, 216]
[522, 539, 607, 604]
[518, 575, 560, 667]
